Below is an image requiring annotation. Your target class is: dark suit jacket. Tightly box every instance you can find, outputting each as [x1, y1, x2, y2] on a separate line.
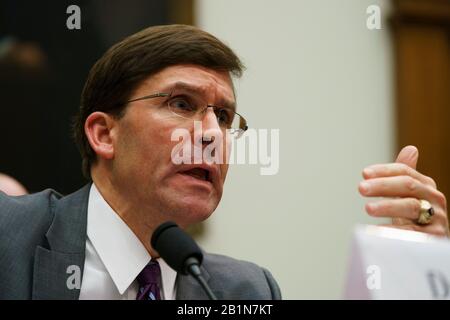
[0, 184, 281, 299]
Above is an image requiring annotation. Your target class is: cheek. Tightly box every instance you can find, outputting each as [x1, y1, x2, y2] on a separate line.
[118, 118, 180, 173]
[114, 119, 161, 173]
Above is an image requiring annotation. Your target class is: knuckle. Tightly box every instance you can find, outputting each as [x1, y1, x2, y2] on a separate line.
[404, 176, 417, 193]
[426, 177, 437, 188]
[434, 190, 447, 209]
[397, 163, 410, 176]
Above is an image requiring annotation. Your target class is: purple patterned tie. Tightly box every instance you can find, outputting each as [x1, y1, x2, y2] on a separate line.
[136, 260, 162, 300]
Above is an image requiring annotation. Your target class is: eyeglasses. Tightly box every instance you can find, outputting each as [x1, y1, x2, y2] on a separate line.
[125, 90, 248, 139]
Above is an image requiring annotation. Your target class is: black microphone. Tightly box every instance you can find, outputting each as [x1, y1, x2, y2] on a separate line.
[151, 221, 217, 300]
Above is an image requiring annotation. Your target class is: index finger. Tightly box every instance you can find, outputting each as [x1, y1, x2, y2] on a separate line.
[362, 163, 437, 188]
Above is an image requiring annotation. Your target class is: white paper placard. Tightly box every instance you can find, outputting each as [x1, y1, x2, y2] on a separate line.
[344, 225, 450, 299]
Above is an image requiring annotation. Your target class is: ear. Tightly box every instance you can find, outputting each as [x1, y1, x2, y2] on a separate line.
[84, 112, 117, 161]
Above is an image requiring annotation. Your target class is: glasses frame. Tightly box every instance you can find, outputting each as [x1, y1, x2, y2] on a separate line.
[125, 91, 249, 138]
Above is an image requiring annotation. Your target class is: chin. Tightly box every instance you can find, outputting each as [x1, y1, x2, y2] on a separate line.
[168, 196, 217, 225]
[182, 200, 215, 220]
[155, 186, 221, 224]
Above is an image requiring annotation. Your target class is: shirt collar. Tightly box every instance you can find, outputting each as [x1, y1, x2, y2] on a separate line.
[87, 183, 177, 297]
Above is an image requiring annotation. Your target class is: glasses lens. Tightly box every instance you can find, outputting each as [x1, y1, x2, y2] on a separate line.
[167, 96, 248, 139]
[167, 96, 197, 117]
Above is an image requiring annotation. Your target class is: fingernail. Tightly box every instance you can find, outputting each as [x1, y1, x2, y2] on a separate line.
[360, 181, 370, 194]
[363, 168, 374, 178]
[367, 202, 378, 212]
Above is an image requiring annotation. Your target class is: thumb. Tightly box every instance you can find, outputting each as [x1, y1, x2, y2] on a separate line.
[395, 145, 419, 170]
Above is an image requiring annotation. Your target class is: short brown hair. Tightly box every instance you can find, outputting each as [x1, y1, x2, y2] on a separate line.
[73, 24, 244, 179]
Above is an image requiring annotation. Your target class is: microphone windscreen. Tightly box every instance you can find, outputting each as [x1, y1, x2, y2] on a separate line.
[151, 221, 203, 274]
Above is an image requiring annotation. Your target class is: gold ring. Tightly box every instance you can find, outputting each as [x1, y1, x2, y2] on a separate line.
[417, 199, 435, 225]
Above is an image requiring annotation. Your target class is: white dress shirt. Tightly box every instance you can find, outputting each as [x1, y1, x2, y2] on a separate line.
[79, 183, 177, 300]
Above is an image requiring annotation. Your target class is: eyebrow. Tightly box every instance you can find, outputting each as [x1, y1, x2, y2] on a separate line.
[165, 81, 237, 111]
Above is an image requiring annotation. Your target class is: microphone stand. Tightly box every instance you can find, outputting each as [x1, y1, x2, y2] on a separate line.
[185, 257, 217, 300]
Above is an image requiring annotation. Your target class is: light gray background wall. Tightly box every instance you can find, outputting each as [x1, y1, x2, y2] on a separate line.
[195, 0, 394, 299]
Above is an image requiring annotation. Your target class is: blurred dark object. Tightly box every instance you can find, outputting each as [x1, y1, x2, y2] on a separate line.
[391, 0, 450, 219]
[0, 0, 193, 194]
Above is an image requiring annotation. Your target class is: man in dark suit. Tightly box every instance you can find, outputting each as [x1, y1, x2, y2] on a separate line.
[0, 24, 281, 300]
[0, 24, 448, 300]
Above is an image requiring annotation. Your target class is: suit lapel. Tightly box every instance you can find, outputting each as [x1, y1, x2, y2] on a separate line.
[31, 183, 220, 300]
[176, 264, 222, 300]
[32, 184, 91, 300]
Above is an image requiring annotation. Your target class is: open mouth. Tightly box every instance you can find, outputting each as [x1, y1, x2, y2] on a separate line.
[179, 168, 212, 182]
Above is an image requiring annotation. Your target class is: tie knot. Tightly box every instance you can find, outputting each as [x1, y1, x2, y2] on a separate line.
[137, 260, 161, 287]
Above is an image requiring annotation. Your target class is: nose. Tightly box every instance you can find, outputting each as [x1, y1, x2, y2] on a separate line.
[200, 107, 223, 145]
